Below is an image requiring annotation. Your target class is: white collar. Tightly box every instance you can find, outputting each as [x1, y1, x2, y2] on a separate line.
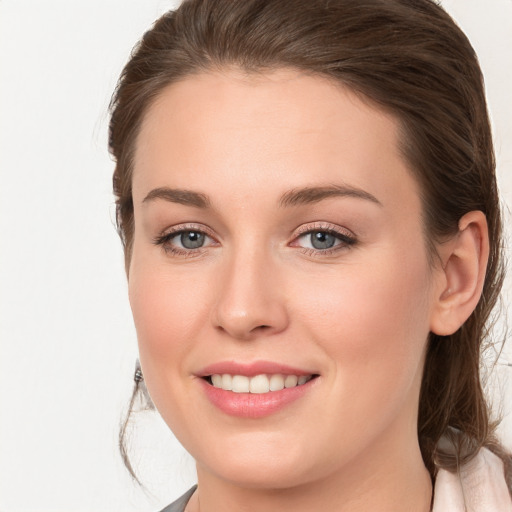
[432, 446, 512, 511]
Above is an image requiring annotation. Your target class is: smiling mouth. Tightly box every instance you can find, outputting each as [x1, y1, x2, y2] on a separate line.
[204, 373, 318, 394]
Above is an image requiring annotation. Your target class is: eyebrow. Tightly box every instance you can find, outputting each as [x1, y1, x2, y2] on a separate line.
[142, 187, 211, 208]
[142, 184, 382, 209]
[279, 185, 382, 208]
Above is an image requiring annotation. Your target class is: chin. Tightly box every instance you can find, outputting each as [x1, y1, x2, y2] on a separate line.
[193, 431, 329, 490]
[202, 458, 316, 490]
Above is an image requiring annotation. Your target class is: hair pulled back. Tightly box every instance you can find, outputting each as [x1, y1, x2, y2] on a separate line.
[110, 0, 509, 484]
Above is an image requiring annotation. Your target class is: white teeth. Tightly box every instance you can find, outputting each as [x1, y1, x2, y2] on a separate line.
[269, 374, 285, 391]
[232, 375, 250, 393]
[249, 374, 270, 394]
[221, 374, 232, 391]
[284, 375, 298, 388]
[210, 373, 313, 393]
[211, 374, 223, 387]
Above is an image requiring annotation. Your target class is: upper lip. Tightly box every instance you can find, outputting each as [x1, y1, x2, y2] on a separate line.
[197, 360, 317, 378]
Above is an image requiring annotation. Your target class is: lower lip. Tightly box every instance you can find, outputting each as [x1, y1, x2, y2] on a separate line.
[199, 378, 317, 418]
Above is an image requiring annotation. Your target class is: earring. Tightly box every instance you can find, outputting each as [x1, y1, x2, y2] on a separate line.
[134, 359, 144, 383]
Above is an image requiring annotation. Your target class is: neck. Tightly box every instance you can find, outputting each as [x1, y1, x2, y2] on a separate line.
[188, 427, 432, 512]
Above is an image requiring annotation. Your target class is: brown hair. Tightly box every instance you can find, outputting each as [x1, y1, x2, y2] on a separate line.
[110, 0, 510, 485]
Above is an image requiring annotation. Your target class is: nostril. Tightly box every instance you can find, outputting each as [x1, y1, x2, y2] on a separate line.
[255, 325, 271, 330]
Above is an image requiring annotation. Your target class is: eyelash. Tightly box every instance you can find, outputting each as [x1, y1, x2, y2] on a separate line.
[293, 222, 357, 256]
[152, 224, 217, 257]
[152, 222, 357, 257]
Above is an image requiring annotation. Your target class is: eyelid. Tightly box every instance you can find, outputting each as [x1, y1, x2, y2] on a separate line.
[290, 221, 357, 254]
[293, 221, 355, 239]
[152, 222, 219, 255]
[155, 222, 217, 241]
[152, 221, 356, 257]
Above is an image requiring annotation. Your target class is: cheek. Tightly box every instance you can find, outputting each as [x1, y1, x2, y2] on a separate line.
[129, 269, 192, 353]
[129, 237, 213, 337]
[287, 251, 434, 460]
[293, 245, 433, 398]
[127, 253, 211, 404]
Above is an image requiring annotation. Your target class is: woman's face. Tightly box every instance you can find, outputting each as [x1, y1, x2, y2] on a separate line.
[129, 69, 443, 488]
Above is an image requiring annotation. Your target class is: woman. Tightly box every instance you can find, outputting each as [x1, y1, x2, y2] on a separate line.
[109, 0, 512, 510]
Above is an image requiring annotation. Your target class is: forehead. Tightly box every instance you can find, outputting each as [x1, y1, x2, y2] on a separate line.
[132, 68, 420, 212]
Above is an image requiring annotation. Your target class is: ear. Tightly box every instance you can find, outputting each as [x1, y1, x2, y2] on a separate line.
[429, 211, 489, 336]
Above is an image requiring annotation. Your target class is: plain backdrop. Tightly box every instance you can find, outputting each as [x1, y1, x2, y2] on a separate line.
[0, 1, 511, 511]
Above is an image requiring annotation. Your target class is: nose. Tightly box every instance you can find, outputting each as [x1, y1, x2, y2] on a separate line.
[211, 246, 289, 341]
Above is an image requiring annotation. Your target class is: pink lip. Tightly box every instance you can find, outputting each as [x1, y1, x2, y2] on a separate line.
[196, 360, 319, 419]
[199, 377, 317, 418]
[197, 360, 315, 378]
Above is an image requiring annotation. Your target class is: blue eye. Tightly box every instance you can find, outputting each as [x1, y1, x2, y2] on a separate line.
[309, 231, 337, 250]
[295, 228, 356, 252]
[153, 228, 214, 254]
[178, 231, 206, 249]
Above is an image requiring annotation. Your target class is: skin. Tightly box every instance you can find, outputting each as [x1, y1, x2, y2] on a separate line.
[128, 69, 486, 511]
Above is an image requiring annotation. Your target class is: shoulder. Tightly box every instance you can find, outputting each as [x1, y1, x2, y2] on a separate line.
[432, 446, 512, 511]
[159, 485, 197, 512]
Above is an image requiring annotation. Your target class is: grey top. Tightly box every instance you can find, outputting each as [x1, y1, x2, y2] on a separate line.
[159, 485, 197, 512]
